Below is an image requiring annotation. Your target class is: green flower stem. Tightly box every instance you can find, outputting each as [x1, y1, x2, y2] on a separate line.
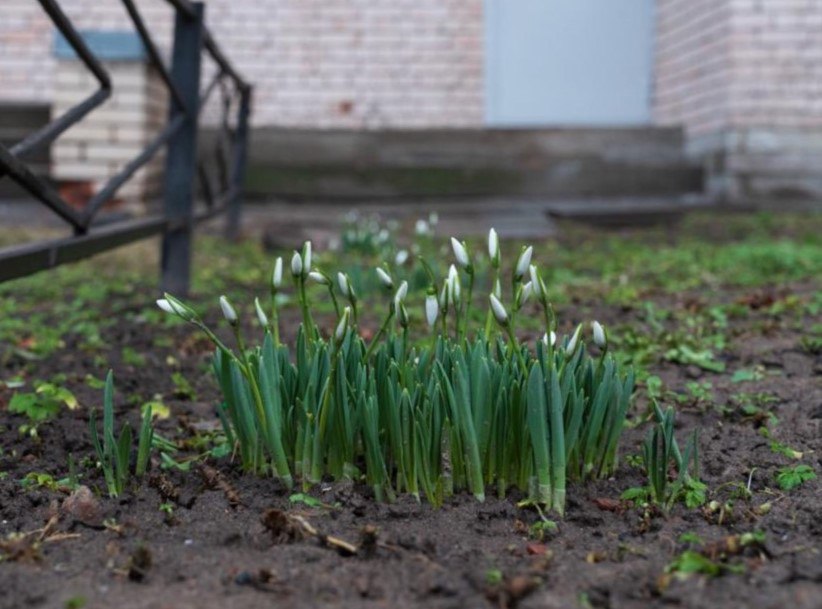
[505, 325, 528, 376]
[269, 293, 281, 347]
[462, 271, 474, 342]
[327, 285, 341, 317]
[364, 309, 395, 361]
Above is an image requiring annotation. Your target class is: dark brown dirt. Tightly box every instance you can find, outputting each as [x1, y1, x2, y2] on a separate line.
[1, 282, 820, 609]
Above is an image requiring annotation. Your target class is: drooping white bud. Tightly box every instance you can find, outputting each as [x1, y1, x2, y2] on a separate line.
[156, 299, 175, 314]
[254, 297, 269, 327]
[514, 246, 533, 280]
[335, 307, 351, 341]
[375, 267, 393, 290]
[566, 323, 583, 355]
[395, 249, 409, 266]
[415, 219, 430, 236]
[451, 237, 470, 270]
[219, 295, 238, 326]
[308, 271, 329, 285]
[337, 272, 349, 297]
[592, 321, 607, 349]
[447, 267, 461, 305]
[272, 257, 283, 289]
[489, 293, 509, 326]
[301, 241, 312, 276]
[394, 280, 408, 311]
[290, 251, 303, 277]
[162, 294, 196, 321]
[488, 228, 500, 268]
[425, 294, 439, 328]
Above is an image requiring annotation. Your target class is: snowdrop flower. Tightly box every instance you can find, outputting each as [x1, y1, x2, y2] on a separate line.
[158, 294, 195, 321]
[290, 251, 302, 277]
[301, 241, 312, 276]
[156, 299, 175, 314]
[425, 294, 439, 328]
[542, 331, 557, 347]
[450, 237, 470, 270]
[254, 297, 269, 327]
[394, 280, 408, 311]
[335, 307, 351, 341]
[592, 321, 607, 349]
[395, 249, 409, 266]
[566, 323, 583, 355]
[415, 219, 430, 236]
[308, 271, 329, 285]
[514, 246, 533, 280]
[219, 295, 238, 326]
[375, 267, 393, 290]
[488, 228, 500, 268]
[489, 294, 509, 326]
[272, 257, 283, 290]
[337, 272, 350, 297]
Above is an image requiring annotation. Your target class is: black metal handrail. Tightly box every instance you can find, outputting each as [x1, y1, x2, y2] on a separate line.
[0, 0, 251, 295]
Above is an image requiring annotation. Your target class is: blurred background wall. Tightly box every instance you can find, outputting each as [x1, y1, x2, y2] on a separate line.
[1, 0, 820, 206]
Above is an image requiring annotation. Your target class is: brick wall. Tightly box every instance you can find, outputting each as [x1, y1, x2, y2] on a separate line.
[0, 0, 483, 129]
[654, 0, 822, 202]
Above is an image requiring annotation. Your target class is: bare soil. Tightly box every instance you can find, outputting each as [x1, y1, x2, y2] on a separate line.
[1, 274, 820, 609]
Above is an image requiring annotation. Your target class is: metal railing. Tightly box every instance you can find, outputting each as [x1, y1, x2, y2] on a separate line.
[0, 0, 251, 295]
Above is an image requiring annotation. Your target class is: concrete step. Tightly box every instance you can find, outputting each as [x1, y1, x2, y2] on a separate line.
[241, 127, 704, 200]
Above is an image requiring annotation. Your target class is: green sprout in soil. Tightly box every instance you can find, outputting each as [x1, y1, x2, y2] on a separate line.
[88, 371, 154, 497]
[622, 402, 706, 511]
[9, 378, 78, 437]
[157, 231, 635, 515]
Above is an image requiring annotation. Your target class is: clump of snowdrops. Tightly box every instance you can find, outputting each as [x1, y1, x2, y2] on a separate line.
[157, 229, 634, 515]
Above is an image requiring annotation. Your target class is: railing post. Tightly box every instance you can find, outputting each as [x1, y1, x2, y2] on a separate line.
[225, 85, 251, 239]
[160, 2, 204, 296]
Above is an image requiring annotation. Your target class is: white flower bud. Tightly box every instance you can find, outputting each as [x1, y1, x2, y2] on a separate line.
[566, 323, 583, 355]
[308, 271, 328, 285]
[451, 237, 470, 270]
[162, 294, 195, 321]
[542, 331, 557, 347]
[219, 295, 238, 326]
[514, 246, 533, 280]
[394, 280, 408, 311]
[301, 241, 312, 276]
[488, 228, 500, 267]
[337, 272, 349, 297]
[290, 251, 303, 277]
[425, 294, 439, 328]
[395, 249, 409, 266]
[489, 294, 509, 326]
[415, 219, 430, 235]
[592, 321, 607, 349]
[272, 257, 283, 289]
[254, 297, 269, 327]
[335, 307, 351, 341]
[156, 299, 175, 314]
[448, 268, 461, 305]
[376, 267, 393, 290]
